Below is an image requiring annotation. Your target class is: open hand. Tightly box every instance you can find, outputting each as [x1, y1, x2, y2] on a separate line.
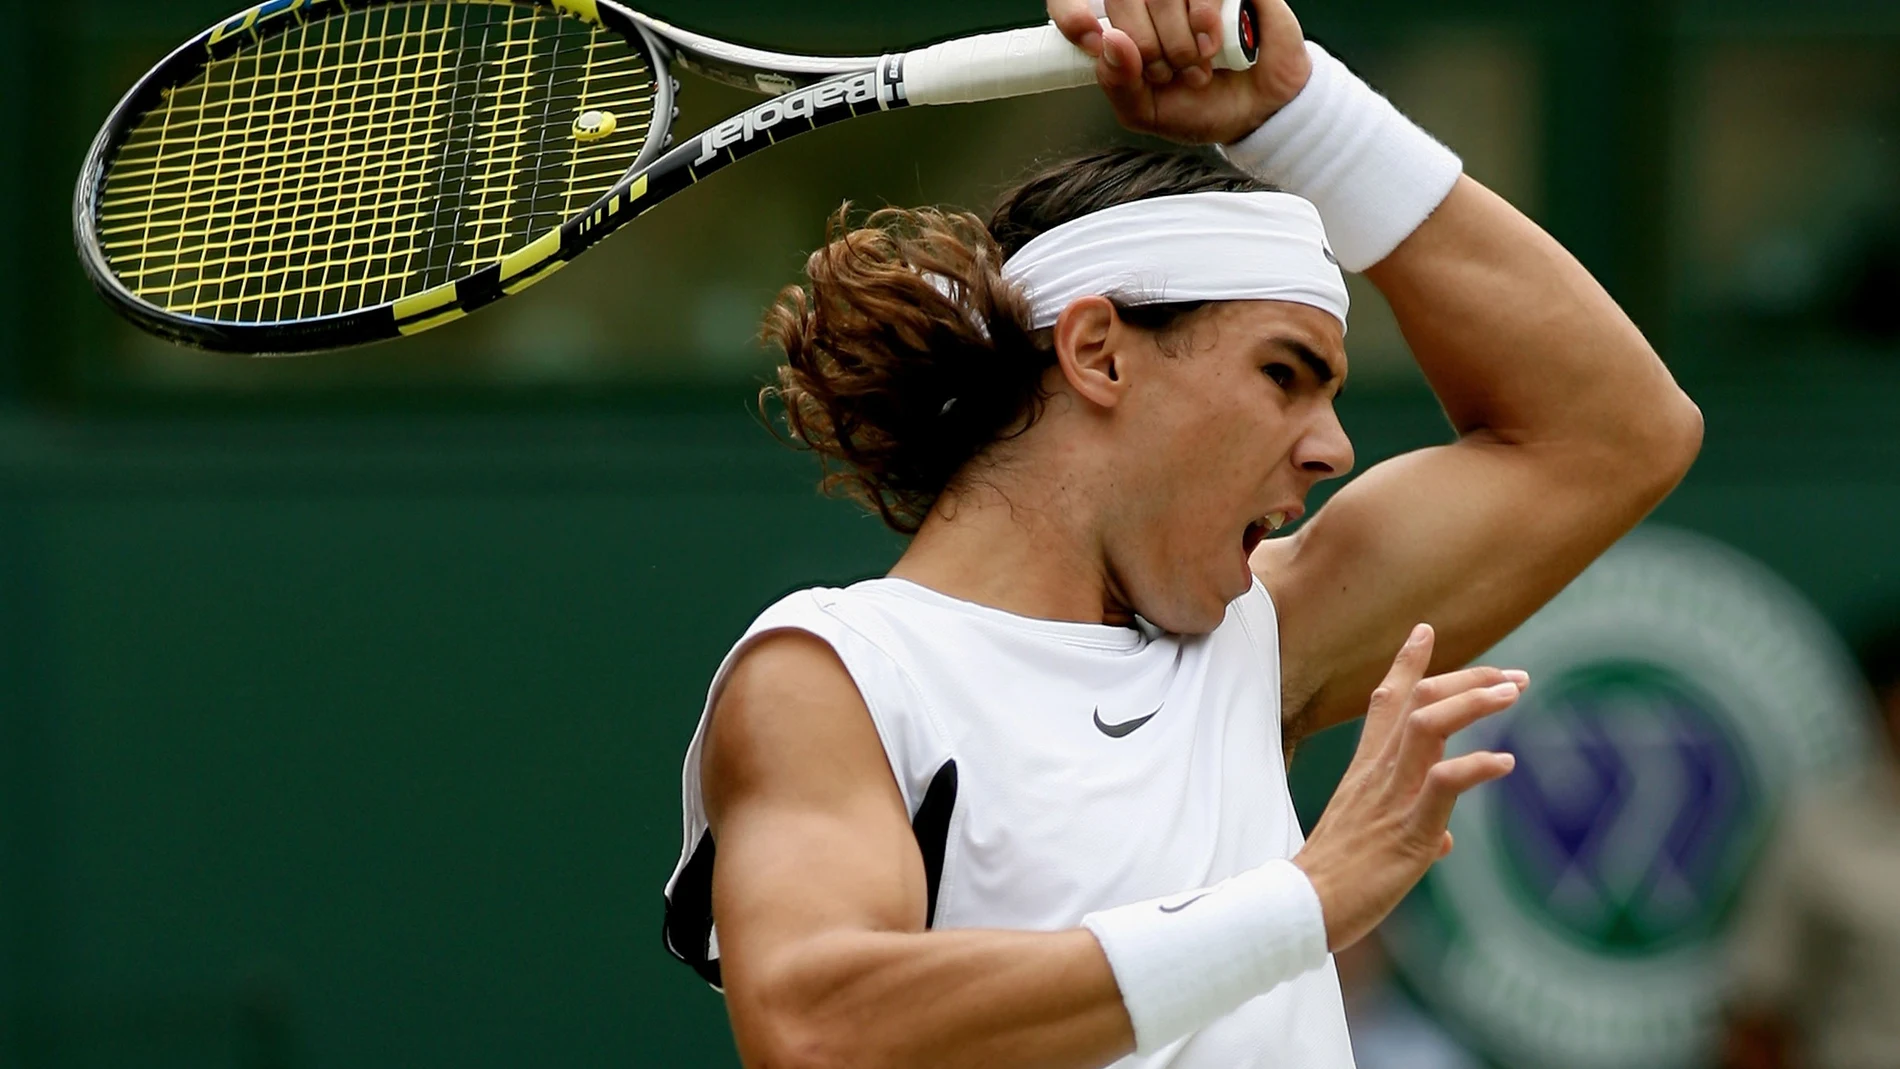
[1046, 0, 1314, 144]
[1293, 624, 1524, 951]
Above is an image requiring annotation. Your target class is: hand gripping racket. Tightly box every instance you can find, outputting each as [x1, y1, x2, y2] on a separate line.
[73, 0, 1261, 354]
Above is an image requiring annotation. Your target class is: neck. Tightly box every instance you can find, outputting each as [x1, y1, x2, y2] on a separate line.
[887, 468, 1135, 629]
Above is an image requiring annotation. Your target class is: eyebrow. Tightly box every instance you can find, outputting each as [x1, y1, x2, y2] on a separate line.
[1274, 338, 1347, 399]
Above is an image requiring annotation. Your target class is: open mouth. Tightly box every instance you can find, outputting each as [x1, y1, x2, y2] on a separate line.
[1242, 511, 1290, 555]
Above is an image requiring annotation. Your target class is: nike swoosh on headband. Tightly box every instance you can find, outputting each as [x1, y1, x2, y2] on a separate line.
[1094, 706, 1162, 738]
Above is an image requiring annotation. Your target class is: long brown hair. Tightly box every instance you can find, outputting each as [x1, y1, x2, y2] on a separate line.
[763, 148, 1272, 534]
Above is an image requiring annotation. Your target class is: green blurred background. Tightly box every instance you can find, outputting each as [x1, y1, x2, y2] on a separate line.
[6, 0, 1899, 1066]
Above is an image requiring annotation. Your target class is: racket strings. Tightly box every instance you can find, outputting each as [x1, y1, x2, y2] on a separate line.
[98, 0, 657, 325]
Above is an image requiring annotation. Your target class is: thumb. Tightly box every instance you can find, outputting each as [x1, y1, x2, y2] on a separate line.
[1096, 27, 1148, 94]
[1089, 25, 1150, 126]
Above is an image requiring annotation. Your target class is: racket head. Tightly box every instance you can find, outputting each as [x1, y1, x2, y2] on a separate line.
[74, 0, 675, 353]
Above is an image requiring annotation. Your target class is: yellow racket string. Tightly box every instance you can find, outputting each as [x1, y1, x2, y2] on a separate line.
[98, 0, 657, 323]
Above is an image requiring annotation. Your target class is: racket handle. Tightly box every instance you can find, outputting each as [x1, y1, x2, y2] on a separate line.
[902, 0, 1258, 106]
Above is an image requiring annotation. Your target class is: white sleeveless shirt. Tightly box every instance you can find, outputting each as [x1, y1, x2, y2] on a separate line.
[664, 577, 1356, 1069]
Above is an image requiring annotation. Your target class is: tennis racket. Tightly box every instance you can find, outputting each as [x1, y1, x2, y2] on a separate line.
[74, 0, 1261, 354]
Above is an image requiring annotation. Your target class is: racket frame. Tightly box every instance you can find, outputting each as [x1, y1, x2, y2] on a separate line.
[73, 0, 679, 354]
[628, 12, 878, 94]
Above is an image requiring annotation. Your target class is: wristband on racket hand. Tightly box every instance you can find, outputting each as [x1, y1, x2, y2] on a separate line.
[1080, 859, 1329, 1052]
[1221, 42, 1463, 273]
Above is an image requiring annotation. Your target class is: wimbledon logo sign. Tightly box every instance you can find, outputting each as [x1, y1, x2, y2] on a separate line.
[1382, 527, 1872, 1069]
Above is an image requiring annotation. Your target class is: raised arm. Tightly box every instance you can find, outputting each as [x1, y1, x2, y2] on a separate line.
[1050, 0, 1703, 738]
[1262, 174, 1702, 735]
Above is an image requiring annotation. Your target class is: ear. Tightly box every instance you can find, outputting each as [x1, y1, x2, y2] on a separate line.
[1051, 296, 1129, 409]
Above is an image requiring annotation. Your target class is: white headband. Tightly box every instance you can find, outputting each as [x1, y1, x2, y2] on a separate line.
[1000, 191, 1349, 333]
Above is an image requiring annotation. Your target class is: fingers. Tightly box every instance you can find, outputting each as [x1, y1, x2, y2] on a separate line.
[1392, 681, 1521, 784]
[1143, 0, 1206, 75]
[1107, 0, 1203, 85]
[1103, 0, 1164, 82]
[1412, 666, 1529, 709]
[1047, 0, 1104, 56]
[1185, 0, 1224, 60]
[1358, 623, 1436, 752]
[1362, 662, 1527, 765]
[1412, 750, 1516, 835]
[1177, 1, 1220, 86]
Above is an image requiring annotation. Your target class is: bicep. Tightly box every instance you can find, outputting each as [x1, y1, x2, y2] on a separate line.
[702, 632, 928, 1039]
[1258, 432, 1660, 737]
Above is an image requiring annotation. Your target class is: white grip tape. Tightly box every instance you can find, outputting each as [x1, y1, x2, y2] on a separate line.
[901, 0, 1256, 107]
[900, 24, 1096, 106]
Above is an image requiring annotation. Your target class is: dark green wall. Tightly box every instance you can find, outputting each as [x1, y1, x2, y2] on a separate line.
[0, 409, 898, 1068]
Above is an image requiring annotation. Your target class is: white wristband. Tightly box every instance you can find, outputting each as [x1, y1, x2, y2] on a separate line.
[1220, 41, 1463, 273]
[1080, 859, 1329, 1053]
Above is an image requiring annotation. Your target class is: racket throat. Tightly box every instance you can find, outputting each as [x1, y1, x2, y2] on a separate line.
[689, 60, 907, 170]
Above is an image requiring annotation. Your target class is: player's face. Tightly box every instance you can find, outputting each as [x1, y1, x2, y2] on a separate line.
[1105, 300, 1353, 634]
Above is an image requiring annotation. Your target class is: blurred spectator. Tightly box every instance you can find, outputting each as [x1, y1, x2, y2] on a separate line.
[1337, 931, 1482, 1069]
[1722, 622, 1900, 1069]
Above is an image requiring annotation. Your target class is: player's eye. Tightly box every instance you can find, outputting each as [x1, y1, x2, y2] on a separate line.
[1263, 363, 1296, 388]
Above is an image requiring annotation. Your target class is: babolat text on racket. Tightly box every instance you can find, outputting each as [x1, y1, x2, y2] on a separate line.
[74, 0, 1261, 354]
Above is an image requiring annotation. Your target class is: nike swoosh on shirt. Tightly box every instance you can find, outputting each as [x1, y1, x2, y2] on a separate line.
[1093, 706, 1161, 738]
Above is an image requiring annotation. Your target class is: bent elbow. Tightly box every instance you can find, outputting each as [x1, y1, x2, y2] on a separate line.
[1651, 390, 1705, 484]
[736, 975, 891, 1069]
[741, 1011, 855, 1069]
[754, 1029, 850, 1069]
[1577, 388, 1703, 507]
[1605, 386, 1703, 494]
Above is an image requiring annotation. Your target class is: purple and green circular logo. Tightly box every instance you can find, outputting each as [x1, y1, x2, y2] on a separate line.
[1493, 661, 1760, 957]
[1383, 528, 1870, 1069]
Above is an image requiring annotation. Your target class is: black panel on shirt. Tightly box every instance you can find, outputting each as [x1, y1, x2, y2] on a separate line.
[662, 759, 962, 988]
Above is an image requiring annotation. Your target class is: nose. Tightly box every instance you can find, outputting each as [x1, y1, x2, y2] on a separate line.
[1292, 404, 1354, 480]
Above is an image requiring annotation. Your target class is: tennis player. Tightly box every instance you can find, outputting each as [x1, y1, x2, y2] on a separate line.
[664, 1, 1704, 1065]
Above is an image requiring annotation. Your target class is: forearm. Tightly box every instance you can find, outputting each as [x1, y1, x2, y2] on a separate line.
[728, 857, 1332, 1068]
[728, 927, 1132, 1069]
[1365, 176, 1702, 457]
